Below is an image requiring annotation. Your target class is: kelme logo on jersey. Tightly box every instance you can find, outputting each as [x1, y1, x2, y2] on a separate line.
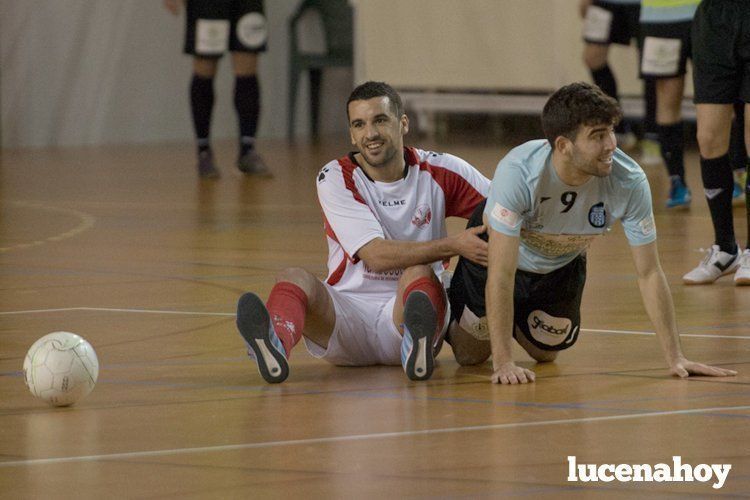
[411, 204, 432, 228]
[588, 202, 606, 228]
[317, 167, 330, 183]
[527, 310, 572, 346]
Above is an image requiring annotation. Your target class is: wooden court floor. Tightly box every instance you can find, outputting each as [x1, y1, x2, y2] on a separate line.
[1, 135, 749, 498]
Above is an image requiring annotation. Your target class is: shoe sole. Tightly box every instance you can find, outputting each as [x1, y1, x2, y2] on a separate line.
[236, 292, 289, 383]
[402, 291, 437, 381]
[735, 274, 750, 285]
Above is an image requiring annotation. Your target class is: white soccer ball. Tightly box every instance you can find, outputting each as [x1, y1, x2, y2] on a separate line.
[23, 331, 99, 407]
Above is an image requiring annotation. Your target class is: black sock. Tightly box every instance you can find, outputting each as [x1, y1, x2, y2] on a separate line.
[643, 78, 658, 138]
[700, 154, 737, 254]
[590, 65, 623, 134]
[234, 75, 260, 156]
[729, 103, 747, 170]
[657, 122, 685, 180]
[591, 65, 617, 99]
[190, 75, 214, 154]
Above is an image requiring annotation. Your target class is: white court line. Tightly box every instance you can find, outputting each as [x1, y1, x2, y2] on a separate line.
[1, 308, 747, 339]
[0, 307, 234, 317]
[1, 405, 748, 467]
[0, 201, 95, 253]
[582, 328, 750, 340]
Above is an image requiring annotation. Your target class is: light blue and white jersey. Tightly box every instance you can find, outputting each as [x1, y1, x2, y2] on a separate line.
[640, 0, 700, 23]
[485, 140, 656, 274]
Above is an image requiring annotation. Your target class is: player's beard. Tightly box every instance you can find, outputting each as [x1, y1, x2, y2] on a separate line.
[359, 140, 398, 169]
[571, 145, 612, 178]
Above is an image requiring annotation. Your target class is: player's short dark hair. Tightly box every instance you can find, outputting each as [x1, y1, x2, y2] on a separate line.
[541, 82, 622, 145]
[347, 81, 404, 120]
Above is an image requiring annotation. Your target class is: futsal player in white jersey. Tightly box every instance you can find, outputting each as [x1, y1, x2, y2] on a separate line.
[235, 81, 490, 383]
[446, 82, 737, 384]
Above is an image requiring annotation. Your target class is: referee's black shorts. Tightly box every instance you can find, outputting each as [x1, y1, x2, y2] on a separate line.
[184, 0, 267, 58]
[692, 0, 750, 104]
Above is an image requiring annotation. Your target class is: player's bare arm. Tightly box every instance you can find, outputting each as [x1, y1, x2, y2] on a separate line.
[630, 242, 738, 378]
[486, 229, 536, 384]
[356, 225, 488, 273]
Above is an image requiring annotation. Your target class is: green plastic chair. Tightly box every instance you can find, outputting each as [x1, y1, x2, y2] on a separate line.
[287, 0, 353, 140]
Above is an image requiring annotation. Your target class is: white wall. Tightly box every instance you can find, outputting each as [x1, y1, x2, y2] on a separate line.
[0, 0, 353, 149]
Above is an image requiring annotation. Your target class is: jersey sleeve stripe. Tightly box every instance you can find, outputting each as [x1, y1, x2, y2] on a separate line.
[339, 157, 367, 205]
[420, 163, 486, 218]
[326, 255, 348, 286]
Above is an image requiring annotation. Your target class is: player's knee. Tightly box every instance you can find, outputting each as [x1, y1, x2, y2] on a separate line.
[582, 48, 606, 71]
[193, 57, 218, 78]
[696, 129, 728, 158]
[400, 264, 436, 284]
[454, 347, 491, 366]
[448, 322, 491, 366]
[276, 267, 317, 294]
[528, 349, 558, 363]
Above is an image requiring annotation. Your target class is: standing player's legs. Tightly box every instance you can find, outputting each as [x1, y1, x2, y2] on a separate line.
[684, 103, 740, 283]
[393, 265, 449, 381]
[656, 76, 690, 208]
[738, 103, 750, 284]
[640, 21, 693, 208]
[191, 57, 220, 178]
[730, 103, 748, 204]
[231, 52, 268, 175]
[183, 0, 234, 178]
[582, 1, 639, 148]
[583, 43, 636, 146]
[230, 0, 270, 175]
[685, 0, 743, 283]
[236, 267, 336, 383]
[640, 77, 662, 167]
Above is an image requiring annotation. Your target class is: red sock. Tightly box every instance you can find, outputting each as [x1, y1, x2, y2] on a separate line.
[266, 282, 308, 357]
[403, 276, 446, 334]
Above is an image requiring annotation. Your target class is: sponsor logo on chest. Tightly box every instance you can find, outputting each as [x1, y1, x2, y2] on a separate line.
[378, 199, 406, 207]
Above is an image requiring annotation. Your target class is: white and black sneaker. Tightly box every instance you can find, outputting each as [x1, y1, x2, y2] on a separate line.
[236, 292, 289, 383]
[683, 245, 740, 285]
[400, 291, 437, 381]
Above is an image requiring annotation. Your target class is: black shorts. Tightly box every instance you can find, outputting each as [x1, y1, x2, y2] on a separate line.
[184, 0, 267, 57]
[583, 1, 641, 46]
[639, 21, 692, 79]
[692, 0, 750, 104]
[448, 200, 587, 352]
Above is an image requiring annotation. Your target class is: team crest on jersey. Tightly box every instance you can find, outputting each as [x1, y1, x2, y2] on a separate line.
[411, 204, 432, 228]
[588, 202, 606, 228]
[317, 166, 330, 183]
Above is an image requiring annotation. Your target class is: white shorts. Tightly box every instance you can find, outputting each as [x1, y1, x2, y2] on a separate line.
[304, 284, 450, 366]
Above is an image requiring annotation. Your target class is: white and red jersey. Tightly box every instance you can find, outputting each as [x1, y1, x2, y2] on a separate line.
[316, 147, 490, 299]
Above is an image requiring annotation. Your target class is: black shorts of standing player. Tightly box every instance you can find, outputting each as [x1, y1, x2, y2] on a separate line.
[583, 0, 641, 46]
[447, 200, 587, 365]
[692, 0, 750, 104]
[184, 0, 268, 58]
[639, 21, 692, 79]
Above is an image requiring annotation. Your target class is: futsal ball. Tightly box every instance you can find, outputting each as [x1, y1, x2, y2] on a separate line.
[23, 331, 99, 407]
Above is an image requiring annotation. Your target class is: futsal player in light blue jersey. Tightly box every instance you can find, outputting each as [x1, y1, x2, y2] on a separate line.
[446, 82, 737, 384]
